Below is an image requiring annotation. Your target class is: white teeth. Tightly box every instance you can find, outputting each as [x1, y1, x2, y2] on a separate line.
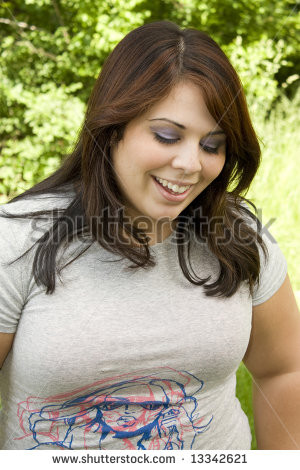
[154, 176, 190, 194]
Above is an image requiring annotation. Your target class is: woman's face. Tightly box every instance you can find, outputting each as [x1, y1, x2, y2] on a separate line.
[111, 80, 226, 244]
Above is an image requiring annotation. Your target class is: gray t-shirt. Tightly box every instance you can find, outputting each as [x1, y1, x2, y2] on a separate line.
[0, 191, 288, 450]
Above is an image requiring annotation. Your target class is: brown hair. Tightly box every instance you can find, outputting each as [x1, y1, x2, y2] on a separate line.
[0, 20, 267, 296]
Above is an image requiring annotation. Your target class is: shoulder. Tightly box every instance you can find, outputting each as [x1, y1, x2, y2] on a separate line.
[0, 188, 76, 244]
[0, 186, 76, 215]
[236, 199, 288, 306]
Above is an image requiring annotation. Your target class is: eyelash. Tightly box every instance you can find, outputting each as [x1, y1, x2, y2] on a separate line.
[153, 133, 219, 154]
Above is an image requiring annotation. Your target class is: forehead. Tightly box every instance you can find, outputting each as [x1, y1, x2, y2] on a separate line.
[134, 81, 220, 135]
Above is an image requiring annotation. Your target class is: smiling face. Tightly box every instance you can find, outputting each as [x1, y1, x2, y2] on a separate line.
[111, 80, 226, 245]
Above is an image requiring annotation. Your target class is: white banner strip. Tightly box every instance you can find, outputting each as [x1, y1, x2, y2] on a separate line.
[0, 450, 300, 468]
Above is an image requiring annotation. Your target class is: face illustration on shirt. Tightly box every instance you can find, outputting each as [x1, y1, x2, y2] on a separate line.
[16, 368, 214, 450]
[111, 80, 226, 244]
[98, 384, 167, 433]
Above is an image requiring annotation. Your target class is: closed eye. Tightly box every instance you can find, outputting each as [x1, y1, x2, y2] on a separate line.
[153, 133, 179, 145]
[200, 144, 218, 154]
[153, 133, 219, 154]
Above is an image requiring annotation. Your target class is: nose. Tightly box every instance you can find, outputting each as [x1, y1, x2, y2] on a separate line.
[171, 143, 202, 175]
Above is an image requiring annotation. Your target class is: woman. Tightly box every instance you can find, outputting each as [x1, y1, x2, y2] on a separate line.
[0, 20, 299, 450]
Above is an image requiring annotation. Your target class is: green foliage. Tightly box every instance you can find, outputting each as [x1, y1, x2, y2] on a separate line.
[178, 0, 299, 47]
[236, 363, 257, 449]
[224, 36, 287, 118]
[0, 74, 85, 195]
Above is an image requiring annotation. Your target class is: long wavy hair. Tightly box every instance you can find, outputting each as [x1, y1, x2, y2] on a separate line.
[0, 20, 267, 297]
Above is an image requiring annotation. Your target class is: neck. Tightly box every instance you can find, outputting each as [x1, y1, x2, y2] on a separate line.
[122, 218, 177, 247]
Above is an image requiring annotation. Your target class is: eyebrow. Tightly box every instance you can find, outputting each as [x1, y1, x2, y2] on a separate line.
[148, 118, 225, 136]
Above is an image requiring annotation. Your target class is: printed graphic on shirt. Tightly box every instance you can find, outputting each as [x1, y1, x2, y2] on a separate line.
[15, 367, 213, 449]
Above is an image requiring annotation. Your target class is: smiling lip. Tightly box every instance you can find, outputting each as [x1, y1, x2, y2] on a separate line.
[152, 175, 195, 186]
[151, 175, 193, 202]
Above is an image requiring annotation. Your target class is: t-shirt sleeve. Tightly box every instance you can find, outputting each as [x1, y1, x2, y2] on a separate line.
[251, 224, 288, 306]
[238, 200, 288, 307]
[0, 191, 76, 333]
[0, 211, 27, 333]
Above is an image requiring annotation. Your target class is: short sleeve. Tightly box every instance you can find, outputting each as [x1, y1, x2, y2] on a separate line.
[0, 191, 76, 333]
[237, 200, 288, 306]
[251, 225, 288, 307]
[0, 210, 27, 333]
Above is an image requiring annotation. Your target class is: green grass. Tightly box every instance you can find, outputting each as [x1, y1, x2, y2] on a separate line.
[236, 363, 257, 449]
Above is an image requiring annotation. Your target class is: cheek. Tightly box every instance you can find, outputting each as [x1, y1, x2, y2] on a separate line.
[142, 153, 169, 174]
[205, 155, 226, 180]
[129, 137, 169, 172]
